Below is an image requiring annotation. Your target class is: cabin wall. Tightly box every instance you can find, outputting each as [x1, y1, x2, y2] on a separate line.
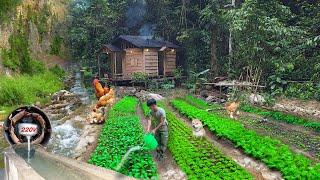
[144, 48, 158, 76]
[123, 48, 144, 78]
[165, 50, 176, 75]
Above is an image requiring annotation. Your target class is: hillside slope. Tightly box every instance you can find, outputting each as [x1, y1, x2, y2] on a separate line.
[0, 0, 69, 74]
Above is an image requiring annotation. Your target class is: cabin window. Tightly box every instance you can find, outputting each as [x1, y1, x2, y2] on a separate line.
[130, 58, 138, 66]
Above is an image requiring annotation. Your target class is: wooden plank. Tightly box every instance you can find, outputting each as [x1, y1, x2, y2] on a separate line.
[166, 57, 176, 60]
[146, 68, 158, 71]
[145, 62, 158, 66]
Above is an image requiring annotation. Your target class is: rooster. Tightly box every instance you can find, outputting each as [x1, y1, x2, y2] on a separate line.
[93, 78, 105, 99]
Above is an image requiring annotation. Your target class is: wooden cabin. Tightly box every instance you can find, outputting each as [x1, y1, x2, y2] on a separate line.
[98, 35, 180, 81]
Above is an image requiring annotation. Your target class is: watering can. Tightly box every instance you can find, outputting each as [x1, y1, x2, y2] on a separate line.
[115, 133, 158, 171]
[142, 133, 158, 151]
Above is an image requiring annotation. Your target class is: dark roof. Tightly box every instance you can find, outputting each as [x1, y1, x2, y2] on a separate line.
[112, 35, 180, 49]
[103, 44, 121, 52]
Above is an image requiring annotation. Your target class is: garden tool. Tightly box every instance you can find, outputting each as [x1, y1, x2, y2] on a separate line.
[115, 133, 158, 171]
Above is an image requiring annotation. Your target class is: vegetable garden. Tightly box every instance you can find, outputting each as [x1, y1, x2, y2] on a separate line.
[142, 103, 252, 179]
[171, 99, 320, 179]
[89, 95, 320, 180]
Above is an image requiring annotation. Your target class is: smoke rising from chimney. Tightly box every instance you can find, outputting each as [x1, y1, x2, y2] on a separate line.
[139, 24, 155, 37]
[125, 0, 146, 28]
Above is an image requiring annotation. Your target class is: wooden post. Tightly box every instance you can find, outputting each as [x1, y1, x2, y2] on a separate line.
[97, 53, 101, 77]
[211, 25, 218, 78]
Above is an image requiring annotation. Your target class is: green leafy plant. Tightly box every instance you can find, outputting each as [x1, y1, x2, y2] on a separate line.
[49, 65, 65, 79]
[160, 79, 175, 90]
[268, 62, 294, 96]
[89, 97, 157, 179]
[0, 0, 21, 22]
[188, 69, 210, 93]
[171, 99, 320, 179]
[132, 72, 149, 88]
[240, 104, 320, 132]
[50, 35, 63, 55]
[284, 82, 320, 101]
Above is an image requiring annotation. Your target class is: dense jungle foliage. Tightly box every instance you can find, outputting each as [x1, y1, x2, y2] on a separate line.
[66, 0, 319, 99]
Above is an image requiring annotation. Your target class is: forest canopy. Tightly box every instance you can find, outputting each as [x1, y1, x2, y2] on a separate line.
[66, 0, 320, 97]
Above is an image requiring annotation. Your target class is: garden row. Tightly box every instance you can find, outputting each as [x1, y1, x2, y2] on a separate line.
[240, 104, 320, 132]
[185, 95, 320, 132]
[141, 103, 252, 179]
[89, 96, 157, 179]
[171, 99, 320, 180]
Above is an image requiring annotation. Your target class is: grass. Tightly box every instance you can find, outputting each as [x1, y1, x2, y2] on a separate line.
[0, 71, 63, 106]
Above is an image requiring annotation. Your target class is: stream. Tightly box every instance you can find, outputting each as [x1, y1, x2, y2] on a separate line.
[46, 72, 92, 157]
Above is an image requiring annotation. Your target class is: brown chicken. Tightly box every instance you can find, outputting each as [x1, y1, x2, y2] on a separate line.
[96, 88, 115, 108]
[87, 107, 106, 124]
[93, 79, 105, 99]
[103, 86, 110, 95]
[225, 100, 240, 119]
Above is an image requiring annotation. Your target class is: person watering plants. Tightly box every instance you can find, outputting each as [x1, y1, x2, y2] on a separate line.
[147, 98, 168, 160]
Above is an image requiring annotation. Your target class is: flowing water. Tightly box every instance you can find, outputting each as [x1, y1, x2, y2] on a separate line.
[47, 72, 91, 157]
[115, 146, 142, 171]
[70, 72, 90, 105]
[48, 120, 81, 156]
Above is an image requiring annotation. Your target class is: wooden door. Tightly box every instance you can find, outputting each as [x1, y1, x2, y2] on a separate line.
[115, 52, 122, 74]
[158, 51, 165, 76]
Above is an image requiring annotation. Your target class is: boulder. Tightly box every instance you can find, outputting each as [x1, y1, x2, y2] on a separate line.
[200, 90, 209, 98]
[205, 96, 216, 103]
[122, 87, 137, 96]
[248, 93, 266, 105]
[148, 93, 164, 101]
[135, 90, 164, 101]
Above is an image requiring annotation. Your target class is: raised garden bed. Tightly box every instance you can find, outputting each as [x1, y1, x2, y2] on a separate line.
[89, 96, 157, 179]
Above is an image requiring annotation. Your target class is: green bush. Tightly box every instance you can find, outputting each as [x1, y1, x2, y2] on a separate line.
[50, 35, 63, 55]
[284, 82, 320, 101]
[49, 65, 65, 78]
[0, 72, 63, 106]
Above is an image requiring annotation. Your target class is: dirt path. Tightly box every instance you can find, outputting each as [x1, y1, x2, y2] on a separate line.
[136, 104, 186, 180]
[165, 101, 283, 180]
[273, 98, 320, 120]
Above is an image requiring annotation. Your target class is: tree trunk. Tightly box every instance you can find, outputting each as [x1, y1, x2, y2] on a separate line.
[211, 25, 218, 78]
[97, 54, 101, 77]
